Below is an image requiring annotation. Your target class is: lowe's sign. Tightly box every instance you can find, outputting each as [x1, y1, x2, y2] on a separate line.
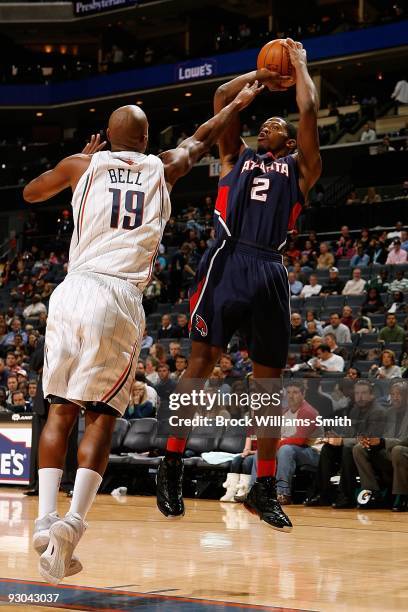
[0, 429, 31, 485]
[176, 58, 217, 82]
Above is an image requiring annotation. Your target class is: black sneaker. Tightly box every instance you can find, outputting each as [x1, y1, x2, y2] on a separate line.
[243, 477, 292, 532]
[156, 456, 185, 519]
[392, 494, 408, 512]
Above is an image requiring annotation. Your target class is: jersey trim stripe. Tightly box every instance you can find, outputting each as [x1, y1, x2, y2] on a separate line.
[76, 173, 90, 242]
[189, 239, 226, 327]
[78, 169, 95, 240]
[288, 201, 302, 231]
[145, 180, 165, 286]
[101, 338, 139, 404]
[214, 185, 229, 222]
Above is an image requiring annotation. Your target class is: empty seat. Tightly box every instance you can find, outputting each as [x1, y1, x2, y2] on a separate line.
[110, 418, 130, 453]
[353, 361, 378, 373]
[359, 334, 380, 345]
[218, 425, 247, 455]
[121, 418, 158, 453]
[185, 425, 224, 457]
[325, 295, 345, 309]
[346, 295, 366, 308]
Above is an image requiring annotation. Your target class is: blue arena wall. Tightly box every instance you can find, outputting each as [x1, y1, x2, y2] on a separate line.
[0, 21, 407, 107]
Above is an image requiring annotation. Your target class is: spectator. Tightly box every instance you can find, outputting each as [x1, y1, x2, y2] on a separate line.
[378, 313, 405, 343]
[305, 310, 324, 335]
[304, 380, 385, 508]
[2, 318, 28, 346]
[388, 291, 406, 314]
[316, 242, 334, 270]
[168, 243, 195, 302]
[380, 135, 396, 153]
[362, 187, 382, 204]
[368, 237, 388, 265]
[145, 356, 160, 386]
[310, 344, 345, 372]
[170, 355, 188, 382]
[387, 221, 404, 240]
[175, 313, 189, 338]
[233, 347, 252, 375]
[27, 380, 37, 412]
[288, 271, 303, 296]
[0, 387, 11, 413]
[323, 313, 351, 344]
[305, 320, 320, 339]
[321, 267, 344, 295]
[350, 245, 370, 267]
[157, 314, 179, 340]
[5, 374, 18, 400]
[275, 382, 322, 505]
[324, 332, 348, 359]
[360, 122, 377, 142]
[9, 390, 28, 412]
[155, 363, 176, 405]
[388, 270, 408, 293]
[353, 380, 408, 510]
[22, 293, 47, 320]
[345, 367, 361, 380]
[0, 358, 7, 386]
[369, 350, 402, 380]
[290, 313, 308, 344]
[219, 354, 240, 383]
[386, 239, 408, 265]
[401, 228, 408, 250]
[341, 305, 354, 330]
[124, 381, 155, 419]
[391, 79, 408, 109]
[361, 288, 385, 315]
[167, 341, 181, 371]
[367, 268, 389, 291]
[300, 274, 322, 299]
[345, 190, 361, 205]
[342, 268, 366, 296]
[5, 352, 23, 374]
[141, 328, 154, 350]
[220, 435, 256, 503]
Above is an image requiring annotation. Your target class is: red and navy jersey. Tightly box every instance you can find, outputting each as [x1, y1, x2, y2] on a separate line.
[214, 147, 304, 251]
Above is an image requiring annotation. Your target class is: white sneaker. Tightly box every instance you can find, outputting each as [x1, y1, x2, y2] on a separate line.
[39, 512, 87, 585]
[33, 512, 82, 577]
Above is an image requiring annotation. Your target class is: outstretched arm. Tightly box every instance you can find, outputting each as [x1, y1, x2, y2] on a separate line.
[282, 39, 321, 198]
[214, 69, 293, 176]
[23, 154, 91, 203]
[161, 81, 264, 187]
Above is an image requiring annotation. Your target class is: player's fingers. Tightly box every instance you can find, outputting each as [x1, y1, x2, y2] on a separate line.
[96, 141, 107, 151]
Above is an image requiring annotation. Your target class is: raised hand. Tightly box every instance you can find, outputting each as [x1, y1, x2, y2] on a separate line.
[256, 67, 295, 91]
[234, 80, 265, 110]
[281, 38, 307, 70]
[82, 133, 107, 155]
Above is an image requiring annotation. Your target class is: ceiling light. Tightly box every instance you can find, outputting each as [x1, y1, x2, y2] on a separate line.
[36, 112, 43, 117]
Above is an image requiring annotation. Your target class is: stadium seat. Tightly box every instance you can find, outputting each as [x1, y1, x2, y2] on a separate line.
[121, 418, 158, 453]
[346, 295, 366, 308]
[110, 418, 130, 453]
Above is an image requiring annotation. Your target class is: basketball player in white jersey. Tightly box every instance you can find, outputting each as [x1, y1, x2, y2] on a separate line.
[23, 81, 263, 584]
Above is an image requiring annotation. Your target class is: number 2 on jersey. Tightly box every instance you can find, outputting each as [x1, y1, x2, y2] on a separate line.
[250, 177, 270, 202]
[109, 188, 145, 230]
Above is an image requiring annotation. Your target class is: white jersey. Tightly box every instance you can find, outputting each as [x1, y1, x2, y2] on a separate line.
[68, 150, 171, 290]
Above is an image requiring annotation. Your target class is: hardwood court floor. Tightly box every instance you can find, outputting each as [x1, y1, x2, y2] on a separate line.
[0, 488, 407, 611]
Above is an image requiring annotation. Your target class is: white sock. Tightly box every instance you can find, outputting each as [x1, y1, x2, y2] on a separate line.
[38, 468, 63, 519]
[69, 468, 103, 520]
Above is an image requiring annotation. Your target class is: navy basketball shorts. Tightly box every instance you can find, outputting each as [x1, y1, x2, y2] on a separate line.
[189, 239, 290, 368]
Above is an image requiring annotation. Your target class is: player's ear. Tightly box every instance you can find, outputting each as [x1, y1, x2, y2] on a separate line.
[106, 127, 111, 143]
[287, 138, 296, 151]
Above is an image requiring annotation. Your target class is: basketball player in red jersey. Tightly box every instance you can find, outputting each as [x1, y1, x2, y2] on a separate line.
[157, 39, 321, 531]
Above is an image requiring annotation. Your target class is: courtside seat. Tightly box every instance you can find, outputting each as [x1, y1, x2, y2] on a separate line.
[121, 418, 158, 453]
[110, 418, 130, 453]
[184, 425, 225, 459]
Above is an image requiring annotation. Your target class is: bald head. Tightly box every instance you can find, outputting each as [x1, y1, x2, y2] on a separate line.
[107, 105, 148, 152]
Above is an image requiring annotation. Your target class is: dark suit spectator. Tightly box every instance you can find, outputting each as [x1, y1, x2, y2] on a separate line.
[290, 313, 308, 344]
[353, 381, 408, 511]
[157, 314, 181, 339]
[304, 380, 386, 508]
[321, 267, 344, 295]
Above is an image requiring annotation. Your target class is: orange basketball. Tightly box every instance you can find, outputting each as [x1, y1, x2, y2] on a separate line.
[257, 39, 294, 78]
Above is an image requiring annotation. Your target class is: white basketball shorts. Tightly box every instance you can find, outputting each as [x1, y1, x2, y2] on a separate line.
[42, 271, 144, 416]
